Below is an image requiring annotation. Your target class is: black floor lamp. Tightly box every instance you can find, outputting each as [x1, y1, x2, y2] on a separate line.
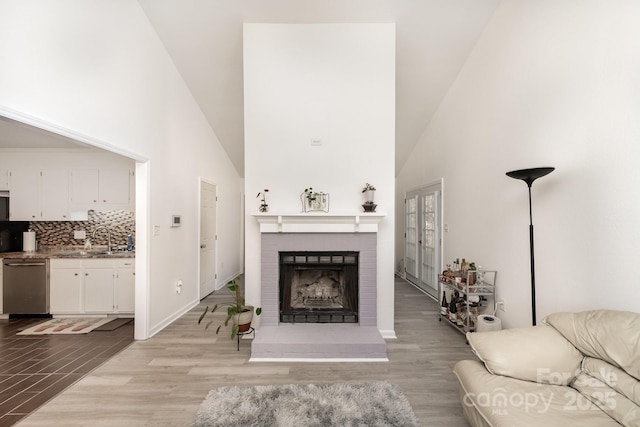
[506, 167, 555, 326]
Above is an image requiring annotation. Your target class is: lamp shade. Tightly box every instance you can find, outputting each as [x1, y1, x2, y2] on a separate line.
[506, 167, 555, 187]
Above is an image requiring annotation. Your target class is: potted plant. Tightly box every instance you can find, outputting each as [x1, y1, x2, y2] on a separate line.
[198, 276, 261, 339]
[362, 183, 377, 212]
[301, 187, 329, 212]
[257, 188, 269, 212]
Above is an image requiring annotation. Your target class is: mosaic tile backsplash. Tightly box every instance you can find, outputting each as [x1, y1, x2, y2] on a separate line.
[30, 210, 135, 249]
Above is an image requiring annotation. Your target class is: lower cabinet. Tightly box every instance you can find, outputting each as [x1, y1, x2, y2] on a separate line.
[50, 258, 135, 315]
[50, 259, 83, 314]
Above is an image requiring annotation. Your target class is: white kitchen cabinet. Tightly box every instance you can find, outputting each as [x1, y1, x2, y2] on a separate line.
[50, 258, 135, 315]
[0, 170, 8, 190]
[83, 259, 116, 313]
[114, 259, 135, 313]
[69, 168, 133, 213]
[69, 169, 99, 211]
[100, 169, 132, 210]
[9, 169, 71, 221]
[50, 259, 83, 314]
[8, 169, 39, 220]
[41, 169, 70, 220]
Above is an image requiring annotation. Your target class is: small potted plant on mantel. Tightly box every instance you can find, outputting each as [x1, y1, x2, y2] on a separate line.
[198, 276, 261, 339]
[362, 183, 377, 212]
[256, 189, 269, 212]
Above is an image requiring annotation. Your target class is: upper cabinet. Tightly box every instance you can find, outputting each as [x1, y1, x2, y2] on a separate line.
[0, 170, 8, 190]
[9, 169, 70, 221]
[69, 168, 134, 213]
[3, 151, 135, 221]
[8, 169, 40, 220]
[41, 169, 70, 220]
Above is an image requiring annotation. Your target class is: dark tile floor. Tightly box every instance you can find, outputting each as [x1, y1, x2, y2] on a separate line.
[0, 317, 134, 427]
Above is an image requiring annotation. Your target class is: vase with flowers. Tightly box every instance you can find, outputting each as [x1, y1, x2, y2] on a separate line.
[257, 189, 269, 212]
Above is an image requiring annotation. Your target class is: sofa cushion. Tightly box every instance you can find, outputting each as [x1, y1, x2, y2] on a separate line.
[544, 310, 640, 380]
[571, 357, 640, 426]
[467, 325, 583, 385]
[454, 359, 621, 427]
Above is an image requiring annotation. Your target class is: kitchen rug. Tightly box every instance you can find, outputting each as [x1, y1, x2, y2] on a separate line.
[193, 381, 421, 427]
[17, 318, 115, 335]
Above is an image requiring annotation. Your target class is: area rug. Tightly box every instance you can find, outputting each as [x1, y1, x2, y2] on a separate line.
[17, 318, 115, 335]
[193, 381, 421, 427]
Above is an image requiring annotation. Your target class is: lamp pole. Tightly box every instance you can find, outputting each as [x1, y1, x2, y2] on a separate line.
[506, 167, 555, 326]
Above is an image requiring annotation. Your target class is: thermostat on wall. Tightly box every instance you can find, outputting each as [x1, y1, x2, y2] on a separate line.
[171, 215, 181, 227]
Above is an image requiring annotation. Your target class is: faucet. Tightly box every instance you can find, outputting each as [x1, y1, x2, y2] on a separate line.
[92, 226, 113, 254]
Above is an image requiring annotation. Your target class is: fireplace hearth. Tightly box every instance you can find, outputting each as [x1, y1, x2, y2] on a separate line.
[280, 252, 358, 323]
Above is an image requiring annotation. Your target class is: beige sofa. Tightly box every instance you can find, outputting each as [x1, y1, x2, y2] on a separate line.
[453, 310, 640, 426]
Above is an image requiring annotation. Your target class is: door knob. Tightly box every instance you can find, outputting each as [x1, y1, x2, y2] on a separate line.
[200, 244, 206, 249]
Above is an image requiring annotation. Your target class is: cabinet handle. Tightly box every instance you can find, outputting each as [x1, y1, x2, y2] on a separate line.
[85, 273, 89, 276]
[74, 273, 79, 276]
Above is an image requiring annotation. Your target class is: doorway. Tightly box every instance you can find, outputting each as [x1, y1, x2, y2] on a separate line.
[405, 181, 442, 298]
[199, 180, 217, 298]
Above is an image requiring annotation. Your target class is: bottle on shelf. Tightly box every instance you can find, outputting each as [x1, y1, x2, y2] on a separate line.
[441, 291, 448, 316]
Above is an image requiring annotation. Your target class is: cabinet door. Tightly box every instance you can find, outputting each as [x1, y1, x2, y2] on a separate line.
[9, 170, 39, 220]
[99, 169, 132, 210]
[0, 170, 8, 190]
[115, 260, 135, 313]
[41, 170, 70, 220]
[69, 169, 99, 212]
[83, 265, 115, 313]
[50, 261, 83, 314]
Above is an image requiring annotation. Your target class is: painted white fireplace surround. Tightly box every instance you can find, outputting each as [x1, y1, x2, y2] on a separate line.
[250, 213, 388, 361]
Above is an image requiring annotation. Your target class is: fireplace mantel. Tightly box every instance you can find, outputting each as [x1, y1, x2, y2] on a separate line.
[253, 212, 386, 233]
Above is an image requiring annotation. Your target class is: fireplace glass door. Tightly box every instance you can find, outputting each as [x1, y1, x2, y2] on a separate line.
[279, 252, 358, 323]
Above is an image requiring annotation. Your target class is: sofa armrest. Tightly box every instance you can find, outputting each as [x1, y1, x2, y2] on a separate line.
[467, 325, 583, 384]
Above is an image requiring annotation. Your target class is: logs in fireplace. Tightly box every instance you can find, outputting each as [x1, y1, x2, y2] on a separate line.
[279, 251, 359, 323]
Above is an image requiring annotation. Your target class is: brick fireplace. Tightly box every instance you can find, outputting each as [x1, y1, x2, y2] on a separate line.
[250, 213, 387, 361]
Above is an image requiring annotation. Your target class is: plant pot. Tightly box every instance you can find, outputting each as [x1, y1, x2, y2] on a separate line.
[363, 189, 375, 203]
[233, 306, 255, 333]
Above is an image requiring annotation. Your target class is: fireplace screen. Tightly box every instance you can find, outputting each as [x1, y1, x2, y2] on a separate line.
[280, 252, 358, 323]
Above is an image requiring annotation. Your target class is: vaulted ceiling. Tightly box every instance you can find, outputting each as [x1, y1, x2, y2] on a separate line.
[138, 0, 501, 176]
[0, 1, 501, 176]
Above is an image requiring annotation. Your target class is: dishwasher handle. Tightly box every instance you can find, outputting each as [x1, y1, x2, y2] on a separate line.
[4, 262, 47, 267]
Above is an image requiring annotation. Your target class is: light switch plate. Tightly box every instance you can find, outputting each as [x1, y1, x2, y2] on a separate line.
[74, 230, 86, 239]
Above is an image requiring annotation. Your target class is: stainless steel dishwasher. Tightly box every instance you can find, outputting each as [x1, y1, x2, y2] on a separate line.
[3, 258, 50, 315]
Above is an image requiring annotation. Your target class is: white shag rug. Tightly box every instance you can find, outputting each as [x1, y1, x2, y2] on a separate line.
[193, 381, 421, 427]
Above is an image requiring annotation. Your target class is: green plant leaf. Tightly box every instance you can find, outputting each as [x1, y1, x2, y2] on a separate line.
[255, 307, 262, 316]
[231, 324, 239, 339]
[215, 325, 222, 335]
[205, 320, 212, 330]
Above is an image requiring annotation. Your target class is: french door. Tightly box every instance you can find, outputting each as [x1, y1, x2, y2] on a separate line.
[405, 182, 442, 298]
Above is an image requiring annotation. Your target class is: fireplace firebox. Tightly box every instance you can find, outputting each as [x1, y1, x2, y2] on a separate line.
[279, 251, 359, 323]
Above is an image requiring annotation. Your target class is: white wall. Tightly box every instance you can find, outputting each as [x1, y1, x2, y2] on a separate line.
[397, 0, 640, 328]
[243, 24, 396, 335]
[0, 0, 243, 338]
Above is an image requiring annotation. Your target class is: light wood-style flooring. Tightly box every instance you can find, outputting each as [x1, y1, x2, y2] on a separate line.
[17, 277, 475, 426]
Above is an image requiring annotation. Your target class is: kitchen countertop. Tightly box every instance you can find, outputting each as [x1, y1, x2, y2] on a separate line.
[1, 246, 135, 259]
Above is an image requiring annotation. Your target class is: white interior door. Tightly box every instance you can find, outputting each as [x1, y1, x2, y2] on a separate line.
[200, 181, 217, 298]
[405, 182, 442, 297]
